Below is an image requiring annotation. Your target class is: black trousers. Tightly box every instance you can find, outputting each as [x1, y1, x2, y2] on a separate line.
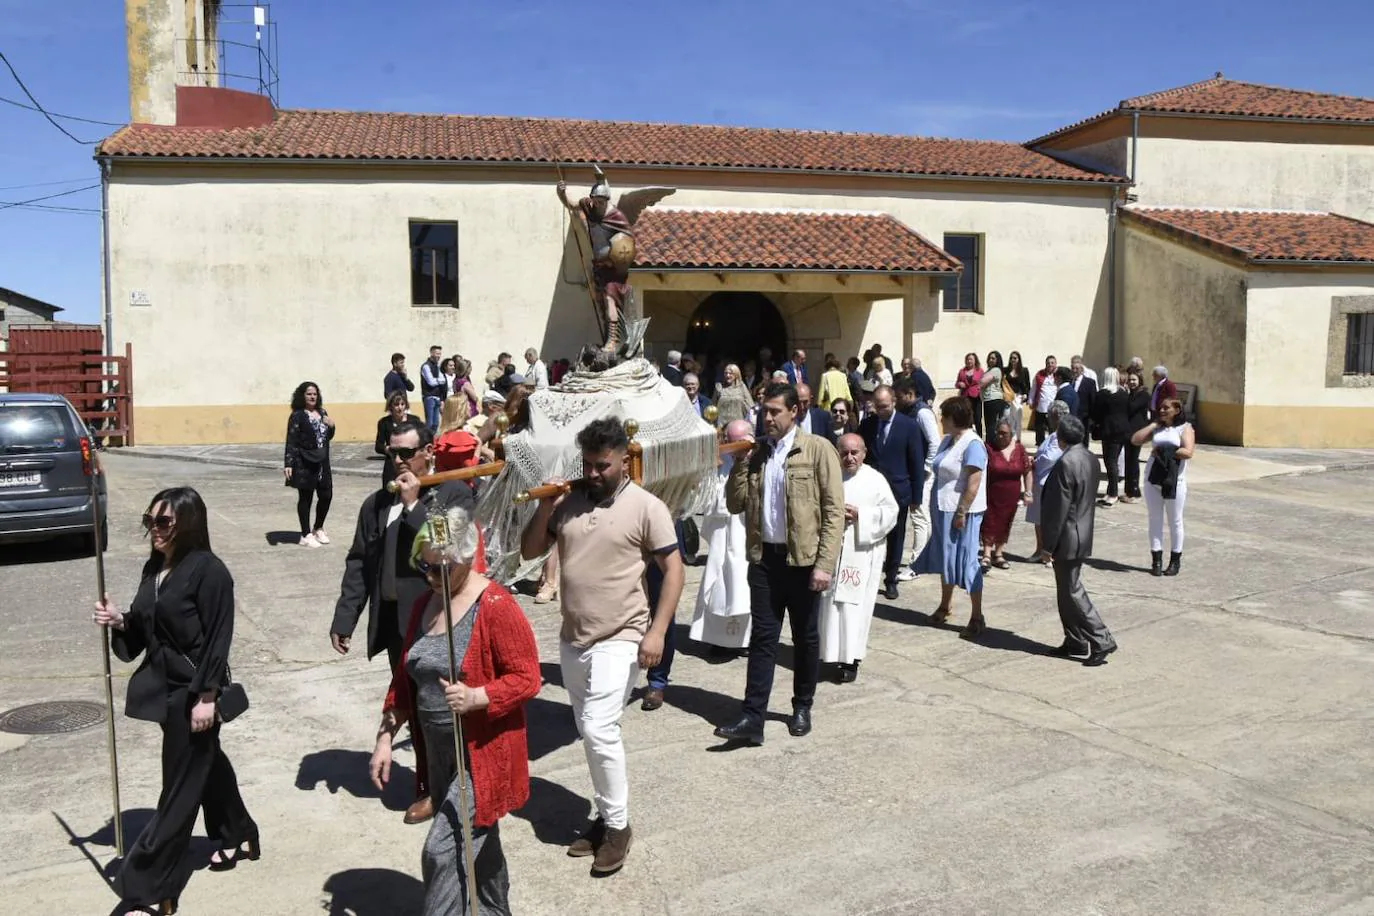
[1101, 437, 1123, 498]
[1034, 411, 1049, 445]
[114, 694, 256, 907]
[981, 401, 1005, 440]
[742, 547, 820, 723]
[883, 505, 910, 588]
[1123, 442, 1142, 497]
[968, 396, 983, 436]
[296, 485, 333, 535]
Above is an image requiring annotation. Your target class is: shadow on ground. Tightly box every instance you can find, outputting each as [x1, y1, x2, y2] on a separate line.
[509, 776, 591, 847]
[296, 749, 414, 812]
[322, 867, 424, 915]
[0, 535, 95, 566]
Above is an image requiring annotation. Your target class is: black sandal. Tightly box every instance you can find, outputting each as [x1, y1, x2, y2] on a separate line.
[209, 835, 261, 872]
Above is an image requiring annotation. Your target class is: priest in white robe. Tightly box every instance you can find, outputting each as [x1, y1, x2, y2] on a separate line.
[820, 433, 899, 683]
[690, 419, 753, 654]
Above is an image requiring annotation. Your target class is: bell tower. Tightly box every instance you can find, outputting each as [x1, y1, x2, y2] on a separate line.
[125, 0, 221, 124]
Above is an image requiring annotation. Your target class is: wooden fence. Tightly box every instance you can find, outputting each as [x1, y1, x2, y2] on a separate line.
[0, 342, 135, 445]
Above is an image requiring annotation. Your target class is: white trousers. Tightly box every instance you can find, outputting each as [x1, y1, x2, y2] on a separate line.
[907, 474, 936, 565]
[560, 639, 639, 829]
[1144, 481, 1187, 552]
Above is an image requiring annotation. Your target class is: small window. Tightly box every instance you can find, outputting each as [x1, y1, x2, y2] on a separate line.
[410, 221, 458, 307]
[941, 234, 981, 313]
[1347, 313, 1374, 375]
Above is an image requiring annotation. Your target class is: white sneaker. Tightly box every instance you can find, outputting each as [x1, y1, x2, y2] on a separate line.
[896, 568, 918, 582]
[300, 533, 320, 548]
[313, 529, 331, 545]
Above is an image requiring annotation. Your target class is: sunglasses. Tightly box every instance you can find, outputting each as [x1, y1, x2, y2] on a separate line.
[142, 513, 174, 532]
[387, 445, 421, 461]
[416, 558, 459, 577]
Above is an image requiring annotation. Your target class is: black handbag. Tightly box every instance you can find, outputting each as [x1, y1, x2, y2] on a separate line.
[155, 603, 249, 723]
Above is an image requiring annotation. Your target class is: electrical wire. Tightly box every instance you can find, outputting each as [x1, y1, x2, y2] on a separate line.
[0, 176, 96, 191]
[0, 50, 103, 144]
[1, 202, 100, 214]
[0, 94, 124, 127]
[0, 184, 100, 212]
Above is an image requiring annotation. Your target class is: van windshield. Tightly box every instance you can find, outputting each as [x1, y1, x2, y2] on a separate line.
[0, 404, 79, 453]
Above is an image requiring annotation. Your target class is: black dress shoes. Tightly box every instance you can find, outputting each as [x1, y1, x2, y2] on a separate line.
[713, 718, 765, 745]
[788, 706, 812, 737]
[837, 662, 859, 683]
[1083, 644, 1119, 667]
[1049, 641, 1091, 658]
[882, 584, 899, 601]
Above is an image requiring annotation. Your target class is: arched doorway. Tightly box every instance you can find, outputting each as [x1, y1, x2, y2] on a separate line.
[684, 292, 787, 387]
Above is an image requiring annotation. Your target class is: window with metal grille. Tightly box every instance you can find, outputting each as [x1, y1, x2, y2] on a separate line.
[941, 234, 981, 312]
[410, 221, 458, 307]
[1347, 313, 1374, 374]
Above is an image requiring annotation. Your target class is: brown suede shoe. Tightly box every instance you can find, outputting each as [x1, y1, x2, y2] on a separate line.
[403, 796, 434, 825]
[591, 824, 632, 875]
[566, 817, 605, 858]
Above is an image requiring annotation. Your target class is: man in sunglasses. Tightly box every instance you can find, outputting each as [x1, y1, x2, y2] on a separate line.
[330, 419, 474, 825]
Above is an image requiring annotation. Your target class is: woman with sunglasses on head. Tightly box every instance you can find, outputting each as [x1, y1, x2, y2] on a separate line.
[371, 505, 540, 915]
[93, 488, 258, 916]
[376, 391, 423, 487]
[284, 381, 336, 548]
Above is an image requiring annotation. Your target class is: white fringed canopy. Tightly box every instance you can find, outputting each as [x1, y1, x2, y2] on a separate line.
[476, 358, 718, 584]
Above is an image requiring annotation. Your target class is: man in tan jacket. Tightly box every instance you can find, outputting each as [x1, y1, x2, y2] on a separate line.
[714, 382, 845, 744]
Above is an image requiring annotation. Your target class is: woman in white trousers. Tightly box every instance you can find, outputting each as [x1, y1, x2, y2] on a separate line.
[1132, 398, 1194, 577]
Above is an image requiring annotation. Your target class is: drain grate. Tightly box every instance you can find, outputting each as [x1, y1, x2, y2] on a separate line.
[0, 700, 106, 735]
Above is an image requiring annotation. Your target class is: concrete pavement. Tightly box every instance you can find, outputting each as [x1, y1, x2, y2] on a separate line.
[2, 452, 1374, 914]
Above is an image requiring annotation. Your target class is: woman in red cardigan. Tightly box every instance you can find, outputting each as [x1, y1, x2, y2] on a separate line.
[369, 504, 540, 915]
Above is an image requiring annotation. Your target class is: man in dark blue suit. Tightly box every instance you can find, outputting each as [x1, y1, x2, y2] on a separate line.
[1069, 356, 1097, 446]
[1053, 366, 1079, 417]
[683, 373, 711, 417]
[858, 384, 926, 600]
[781, 348, 809, 387]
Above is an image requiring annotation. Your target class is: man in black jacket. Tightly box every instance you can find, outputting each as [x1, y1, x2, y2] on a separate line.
[1069, 356, 1098, 446]
[329, 419, 473, 823]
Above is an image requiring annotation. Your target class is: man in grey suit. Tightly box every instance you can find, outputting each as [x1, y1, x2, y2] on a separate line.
[1040, 415, 1118, 667]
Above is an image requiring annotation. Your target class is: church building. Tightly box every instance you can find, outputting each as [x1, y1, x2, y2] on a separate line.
[100, 0, 1374, 446]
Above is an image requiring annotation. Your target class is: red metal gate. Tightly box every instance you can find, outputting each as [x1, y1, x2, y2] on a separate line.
[0, 325, 135, 445]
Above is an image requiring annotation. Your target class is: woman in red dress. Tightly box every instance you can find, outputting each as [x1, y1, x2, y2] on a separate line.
[980, 418, 1033, 569]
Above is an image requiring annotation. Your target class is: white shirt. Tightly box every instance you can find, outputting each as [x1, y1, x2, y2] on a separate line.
[1036, 376, 1058, 413]
[915, 406, 939, 472]
[799, 409, 812, 434]
[527, 359, 549, 390]
[760, 425, 797, 545]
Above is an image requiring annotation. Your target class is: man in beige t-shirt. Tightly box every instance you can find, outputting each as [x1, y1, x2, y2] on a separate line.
[520, 417, 683, 877]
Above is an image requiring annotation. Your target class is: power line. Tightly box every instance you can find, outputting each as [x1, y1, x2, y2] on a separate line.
[0, 184, 101, 212]
[0, 176, 97, 191]
[0, 93, 124, 127]
[0, 50, 102, 144]
[1, 202, 100, 214]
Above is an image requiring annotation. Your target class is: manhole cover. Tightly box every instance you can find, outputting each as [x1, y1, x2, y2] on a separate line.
[0, 700, 106, 735]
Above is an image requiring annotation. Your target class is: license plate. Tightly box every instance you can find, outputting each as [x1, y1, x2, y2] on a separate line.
[0, 471, 42, 488]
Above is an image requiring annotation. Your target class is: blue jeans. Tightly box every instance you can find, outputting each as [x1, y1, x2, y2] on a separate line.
[423, 396, 442, 432]
[645, 520, 688, 690]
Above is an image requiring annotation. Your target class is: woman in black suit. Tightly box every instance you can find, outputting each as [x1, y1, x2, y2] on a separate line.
[375, 391, 423, 487]
[283, 381, 336, 547]
[1092, 367, 1132, 506]
[1122, 370, 1152, 503]
[93, 487, 258, 915]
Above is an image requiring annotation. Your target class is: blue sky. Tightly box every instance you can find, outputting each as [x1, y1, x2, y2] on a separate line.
[2, 0, 1372, 326]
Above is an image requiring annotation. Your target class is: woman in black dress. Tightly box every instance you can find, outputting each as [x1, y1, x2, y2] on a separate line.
[1092, 366, 1132, 506]
[1003, 350, 1032, 439]
[1122, 370, 1152, 502]
[375, 391, 423, 487]
[93, 487, 258, 915]
[283, 381, 336, 547]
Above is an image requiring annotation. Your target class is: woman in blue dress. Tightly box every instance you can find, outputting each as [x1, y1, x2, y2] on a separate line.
[916, 397, 990, 638]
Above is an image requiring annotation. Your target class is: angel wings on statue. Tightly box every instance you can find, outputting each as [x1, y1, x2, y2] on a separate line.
[556, 165, 674, 362]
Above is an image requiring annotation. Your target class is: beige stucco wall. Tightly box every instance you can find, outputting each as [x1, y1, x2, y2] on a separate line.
[1133, 136, 1374, 220]
[107, 167, 1112, 444]
[1120, 226, 1249, 442]
[1242, 273, 1374, 447]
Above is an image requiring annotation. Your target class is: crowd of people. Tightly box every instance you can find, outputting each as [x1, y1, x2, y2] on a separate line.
[90, 335, 1196, 914]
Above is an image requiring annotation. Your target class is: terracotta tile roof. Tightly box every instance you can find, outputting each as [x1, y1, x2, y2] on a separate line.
[632, 208, 961, 274]
[97, 109, 1123, 184]
[1121, 207, 1374, 265]
[1030, 76, 1374, 145]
